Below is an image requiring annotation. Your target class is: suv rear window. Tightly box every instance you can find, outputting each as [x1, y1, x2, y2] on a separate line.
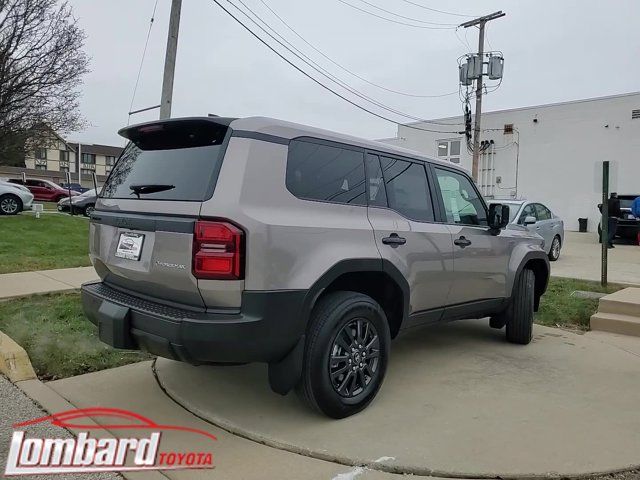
[101, 121, 229, 201]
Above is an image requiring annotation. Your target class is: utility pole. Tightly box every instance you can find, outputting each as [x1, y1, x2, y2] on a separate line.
[160, 0, 182, 120]
[460, 11, 505, 182]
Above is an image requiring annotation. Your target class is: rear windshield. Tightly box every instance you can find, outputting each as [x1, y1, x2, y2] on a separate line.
[101, 121, 229, 201]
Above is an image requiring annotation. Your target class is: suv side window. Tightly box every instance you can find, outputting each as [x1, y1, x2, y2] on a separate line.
[519, 204, 537, 224]
[286, 139, 366, 206]
[365, 153, 387, 208]
[434, 167, 487, 226]
[534, 203, 551, 220]
[379, 156, 434, 222]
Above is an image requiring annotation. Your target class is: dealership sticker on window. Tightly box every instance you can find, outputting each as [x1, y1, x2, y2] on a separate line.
[4, 407, 216, 476]
[115, 232, 145, 260]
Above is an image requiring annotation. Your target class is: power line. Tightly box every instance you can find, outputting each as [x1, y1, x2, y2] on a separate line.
[334, 0, 456, 29]
[211, 0, 463, 134]
[257, 0, 459, 99]
[227, 0, 463, 126]
[395, 0, 476, 18]
[350, 0, 458, 26]
[128, 0, 160, 124]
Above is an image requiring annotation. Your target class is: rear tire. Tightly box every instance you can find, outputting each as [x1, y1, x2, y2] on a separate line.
[548, 235, 561, 261]
[505, 269, 535, 345]
[297, 291, 390, 419]
[0, 194, 22, 215]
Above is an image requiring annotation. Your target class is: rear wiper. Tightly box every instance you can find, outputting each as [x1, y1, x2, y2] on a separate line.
[129, 184, 175, 198]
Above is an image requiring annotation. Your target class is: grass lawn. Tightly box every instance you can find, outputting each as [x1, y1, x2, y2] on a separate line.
[0, 293, 150, 380]
[0, 214, 91, 273]
[535, 277, 625, 331]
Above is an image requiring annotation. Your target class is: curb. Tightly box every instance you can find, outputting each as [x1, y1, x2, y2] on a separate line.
[0, 330, 37, 382]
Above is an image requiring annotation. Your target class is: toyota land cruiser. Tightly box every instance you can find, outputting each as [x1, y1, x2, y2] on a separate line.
[81, 116, 549, 418]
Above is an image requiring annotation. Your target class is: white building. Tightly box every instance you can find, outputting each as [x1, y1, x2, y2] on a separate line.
[379, 92, 640, 232]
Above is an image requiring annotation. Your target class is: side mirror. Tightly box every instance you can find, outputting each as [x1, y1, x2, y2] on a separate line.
[523, 215, 537, 225]
[488, 204, 510, 231]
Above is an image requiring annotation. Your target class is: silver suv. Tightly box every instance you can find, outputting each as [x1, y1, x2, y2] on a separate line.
[82, 116, 549, 418]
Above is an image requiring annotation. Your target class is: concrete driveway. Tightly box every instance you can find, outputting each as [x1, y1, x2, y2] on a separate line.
[552, 231, 640, 284]
[31, 320, 640, 479]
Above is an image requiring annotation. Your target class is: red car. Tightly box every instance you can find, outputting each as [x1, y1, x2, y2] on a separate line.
[8, 178, 80, 202]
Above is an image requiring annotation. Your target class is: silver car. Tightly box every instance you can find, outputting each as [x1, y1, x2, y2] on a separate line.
[492, 200, 564, 261]
[0, 180, 34, 215]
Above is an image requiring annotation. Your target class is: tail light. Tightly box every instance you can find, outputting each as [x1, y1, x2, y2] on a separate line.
[193, 220, 244, 280]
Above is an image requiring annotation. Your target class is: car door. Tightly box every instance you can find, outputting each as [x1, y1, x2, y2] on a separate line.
[25, 180, 46, 201]
[365, 153, 453, 326]
[431, 166, 511, 307]
[533, 203, 559, 252]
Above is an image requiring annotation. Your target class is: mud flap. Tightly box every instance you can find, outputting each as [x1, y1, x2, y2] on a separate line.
[268, 335, 305, 395]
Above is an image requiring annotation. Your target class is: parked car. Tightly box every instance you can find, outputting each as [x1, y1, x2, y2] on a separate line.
[0, 181, 34, 215]
[489, 200, 565, 261]
[8, 178, 80, 202]
[81, 116, 549, 418]
[58, 188, 98, 217]
[597, 194, 640, 244]
[60, 182, 91, 194]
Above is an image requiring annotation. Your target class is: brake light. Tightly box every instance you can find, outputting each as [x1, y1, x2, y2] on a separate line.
[192, 220, 244, 280]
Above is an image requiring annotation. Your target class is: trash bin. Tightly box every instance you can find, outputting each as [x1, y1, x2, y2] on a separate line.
[578, 218, 588, 233]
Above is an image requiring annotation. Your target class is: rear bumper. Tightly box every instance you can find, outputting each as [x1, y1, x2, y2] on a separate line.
[81, 281, 307, 365]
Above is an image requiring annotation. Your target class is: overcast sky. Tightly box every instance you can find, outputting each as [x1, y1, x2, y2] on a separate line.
[67, 0, 640, 146]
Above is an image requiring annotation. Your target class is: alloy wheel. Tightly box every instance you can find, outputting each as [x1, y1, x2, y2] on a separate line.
[552, 238, 560, 259]
[1, 197, 18, 214]
[329, 318, 380, 398]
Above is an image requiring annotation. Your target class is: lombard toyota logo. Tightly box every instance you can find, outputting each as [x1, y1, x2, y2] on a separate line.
[5, 407, 216, 476]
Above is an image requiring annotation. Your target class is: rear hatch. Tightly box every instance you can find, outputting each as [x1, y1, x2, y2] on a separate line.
[91, 118, 232, 308]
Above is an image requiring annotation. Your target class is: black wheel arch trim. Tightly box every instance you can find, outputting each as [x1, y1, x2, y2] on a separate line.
[514, 251, 550, 311]
[302, 258, 410, 332]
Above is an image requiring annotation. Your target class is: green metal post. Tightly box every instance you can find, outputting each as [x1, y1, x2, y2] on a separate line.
[601, 161, 609, 287]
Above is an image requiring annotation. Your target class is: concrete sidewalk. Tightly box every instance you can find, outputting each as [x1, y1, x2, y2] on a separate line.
[552, 231, 640, 284]
[0, 266, 98, 300]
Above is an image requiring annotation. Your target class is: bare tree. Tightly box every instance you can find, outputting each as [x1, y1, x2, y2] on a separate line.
[0, 0, 89, 166]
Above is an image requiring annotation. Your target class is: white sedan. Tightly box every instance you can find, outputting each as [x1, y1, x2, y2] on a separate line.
[0, 181, 34, 215]
[491, 200, 565, 261]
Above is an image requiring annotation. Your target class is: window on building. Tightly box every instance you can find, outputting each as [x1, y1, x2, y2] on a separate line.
[434, 168, 487, 226]
[35, 164, 47, 171]
[632, 109, 640, 120]
[35, 148, 47, 159]
[436, 139, 461, 164]
[503, 124, 514, 134]
[105, 155, 116, 166]
[82, 153, 96, 164]
[60, 166, 69, 173]
[105, 167, 112, 175]
[286, 139, 366, 206]
[81, 168, 94, 176]
[379, 156, 434, 222]
[60, 150, 69, 161]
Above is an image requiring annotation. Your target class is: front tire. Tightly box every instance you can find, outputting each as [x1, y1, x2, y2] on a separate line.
[505, 269, 535, 345]
[83, 204, 95, 217]
[297, 291, 390, 418]
[0, 194, 22, 215]
[548, 235, 561, 261]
